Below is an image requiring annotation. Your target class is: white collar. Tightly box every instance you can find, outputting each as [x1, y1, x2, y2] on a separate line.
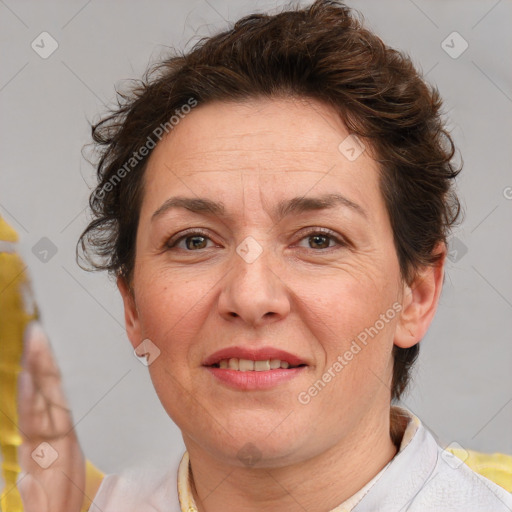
[177, 406, 420, 512]
[90, 406, 512, 511]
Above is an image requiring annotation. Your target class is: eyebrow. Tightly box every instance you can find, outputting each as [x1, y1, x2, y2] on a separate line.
[151, 193, 367, 222]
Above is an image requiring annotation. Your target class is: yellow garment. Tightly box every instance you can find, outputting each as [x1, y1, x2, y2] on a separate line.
[0, 217, 38, 511]
[177, 451, 197, 512]
[0, 217, 104, 512]
[446, 447, 512, 493]
[83, 460, 106, 511]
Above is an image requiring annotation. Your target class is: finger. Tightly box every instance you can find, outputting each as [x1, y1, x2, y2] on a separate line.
[22, 322, 64, 390]
[18, 360, 68, 439]
[19, 322, 74, 435]
[16, 324, 85, 512]
[17, 369, 41, 436]
[17, 471, 49, 512]
[22, 322, 71, 413]
[18, 439, 86, 512]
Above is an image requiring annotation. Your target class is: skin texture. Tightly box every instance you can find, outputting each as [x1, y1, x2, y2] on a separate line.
[117, 96, 446, 512]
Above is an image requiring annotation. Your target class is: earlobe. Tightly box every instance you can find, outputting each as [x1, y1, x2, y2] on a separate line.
[116, 275, 141, 349]
[394, 242, 446, 349]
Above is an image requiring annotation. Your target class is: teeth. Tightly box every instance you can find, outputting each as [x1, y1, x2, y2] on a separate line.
[269, 359, 281, 369]
[254, 360, 270, 371]
[215, 358, 297, 371]
[239, 359, 255, 372]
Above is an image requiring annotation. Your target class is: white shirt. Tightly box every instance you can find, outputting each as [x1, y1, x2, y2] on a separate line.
[89, 407, 512, 511]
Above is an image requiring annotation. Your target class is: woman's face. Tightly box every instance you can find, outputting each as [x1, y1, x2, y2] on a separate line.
[119, 97, 413, 467]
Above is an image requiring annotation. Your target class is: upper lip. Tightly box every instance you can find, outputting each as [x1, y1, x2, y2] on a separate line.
[203, 346, 307, 367]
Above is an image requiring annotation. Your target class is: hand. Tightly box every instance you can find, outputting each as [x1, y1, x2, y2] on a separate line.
[16, 321, 86, 512]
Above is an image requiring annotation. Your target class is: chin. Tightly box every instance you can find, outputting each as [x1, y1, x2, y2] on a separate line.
[198, 415, 320, 467]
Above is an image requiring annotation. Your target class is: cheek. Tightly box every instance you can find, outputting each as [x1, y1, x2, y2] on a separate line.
[133, 273, 208, 418]
[299, 269, 397, 393]
[302, 265, 397, 341]
[134, 269, 201, 347]
[140, 259, 208, 307]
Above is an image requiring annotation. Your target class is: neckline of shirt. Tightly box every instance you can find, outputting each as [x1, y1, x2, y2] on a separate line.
[177, 405, 421, 512]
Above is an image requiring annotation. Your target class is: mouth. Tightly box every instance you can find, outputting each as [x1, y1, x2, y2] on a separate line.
[202, 346, 308, 390]
[210, 358, 306, 371]
[202, 345, 307, 369]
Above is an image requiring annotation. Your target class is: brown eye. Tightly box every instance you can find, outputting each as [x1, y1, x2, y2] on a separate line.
[308, 234, 332, 249]
[184, 235, 209, 250]
[165, 230, 215, 251]
[296, 229, 347, 251]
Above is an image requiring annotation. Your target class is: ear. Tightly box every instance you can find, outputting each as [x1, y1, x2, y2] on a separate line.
[394, 242, 446, 349]
[117, 275, 142, 350]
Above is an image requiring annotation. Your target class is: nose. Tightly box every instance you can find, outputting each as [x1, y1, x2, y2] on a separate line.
[217, 240, 291, 327]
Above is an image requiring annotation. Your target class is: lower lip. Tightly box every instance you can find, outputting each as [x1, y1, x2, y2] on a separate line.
[205, 366, 306, 390]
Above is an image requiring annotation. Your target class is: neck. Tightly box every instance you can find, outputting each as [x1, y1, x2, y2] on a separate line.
[184, 405, 400, 512]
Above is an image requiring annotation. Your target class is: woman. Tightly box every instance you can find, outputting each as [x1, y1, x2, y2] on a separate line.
[12, 0, 512, 510]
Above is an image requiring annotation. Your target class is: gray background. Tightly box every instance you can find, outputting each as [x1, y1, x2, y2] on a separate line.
[1, 0, 511, 476]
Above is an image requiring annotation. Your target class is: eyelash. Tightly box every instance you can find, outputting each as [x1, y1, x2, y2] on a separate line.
[165, 227, 347, 252]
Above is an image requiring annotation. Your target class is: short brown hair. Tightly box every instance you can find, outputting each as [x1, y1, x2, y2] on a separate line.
[78, 0, 462, 401]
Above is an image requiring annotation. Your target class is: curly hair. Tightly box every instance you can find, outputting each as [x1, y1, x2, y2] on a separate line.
[78, 0, 462, 402]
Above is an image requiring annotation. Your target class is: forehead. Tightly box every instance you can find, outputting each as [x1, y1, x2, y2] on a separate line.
[149, 97, 368, 163]
[141, 97, 384, 221]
